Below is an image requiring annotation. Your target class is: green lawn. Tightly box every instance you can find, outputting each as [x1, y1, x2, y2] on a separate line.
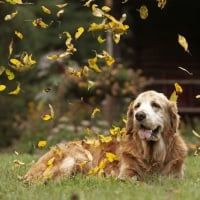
[0, 153, 200, 200]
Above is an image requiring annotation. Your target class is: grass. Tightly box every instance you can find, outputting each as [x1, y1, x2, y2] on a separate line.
[0, 153, 200, 200]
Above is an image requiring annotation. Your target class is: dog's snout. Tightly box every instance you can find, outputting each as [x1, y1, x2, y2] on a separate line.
[135, 111, 146, 121]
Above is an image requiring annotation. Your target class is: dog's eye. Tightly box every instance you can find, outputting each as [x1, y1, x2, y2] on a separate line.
[151, 101, 161, 109]
[134, 103, 140, 109]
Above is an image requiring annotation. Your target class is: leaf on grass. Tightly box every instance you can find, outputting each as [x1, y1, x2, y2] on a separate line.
[49, 104, 54, 119]
[38, 140, 47, 148]
[0, 85, 6, 92]
[14, 30, 23, 39]
[192, 130, 200, 139]
[137, 5, 148, 20]
[42, 104, 54, 121]
[41, 5, 51, 14]
[178, 66, 193, 75]
[91, 107, 100, 118]
[5, 69, 15, 80]
[178, 34, 191, 55]
[9, 82, 21, 95]
[4, 10, 18, 21]
[75, 27, 84, 40]
[13, 159, 25, 166]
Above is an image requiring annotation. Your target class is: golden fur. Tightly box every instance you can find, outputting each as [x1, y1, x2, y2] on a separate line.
[23, 91, 188, 183]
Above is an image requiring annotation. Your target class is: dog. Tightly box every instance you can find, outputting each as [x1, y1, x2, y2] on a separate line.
[23, 90, 188, 183]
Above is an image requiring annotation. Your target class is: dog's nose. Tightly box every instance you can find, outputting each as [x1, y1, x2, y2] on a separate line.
[135, 111, 146, 121]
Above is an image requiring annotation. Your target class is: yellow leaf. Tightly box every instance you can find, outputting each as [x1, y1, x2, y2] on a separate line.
[5, 69, 15, 80]
[178, 66, 193, 75]
[32, 18, 48, 28]
[88, 166, 99, 175]
[99, 135, 112, 143]
[101, 6, 111, 12]
[47, 54, 60, 60]
[0, 66, 5, 75]
[192, 130, 200, 139]
[9, 82, 21, 95]
[91, 107, 100, 118]
[9, 39, 14, 56]
[42, 114, 52, 121]
[92, 4, 104, 17]
[56, 9, 64, 18]
[49, 104, 54, 119]
[156, 0, 167, 9]
[56, 3, 68, 8]
[195, 95, 200, 99]
[86, 128, 91, 135]
[6, 0, 23, 4]
[137, 5, 148, 20]
[38, 140, 47, 148]
[80, 161, 87, 169]
[14, 30, 23, 39]
[178, 34, 191, 55]
[110, 126, 120, 136]
[97, 35, 106, 43]
[102, 51, 115, 66]
[88, 56, 102, 72]
[4, 10, 18, 21]
[88, 80, 95, 90]
[0, 85, 6, 91]
[41, 5, 51, 14]
[13, 159, 25, 166]
[52, 145, 62, 158]
[106, 152, 119, 162]
[83, 0, 94, 7]
[174, 82, 183, 94]
[75, 27, 84, 39]
[47, 157, 55, 167]
[169, 91, 178, 102]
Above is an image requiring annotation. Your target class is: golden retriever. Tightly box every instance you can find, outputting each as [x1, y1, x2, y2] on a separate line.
[23, 90, 188, 183]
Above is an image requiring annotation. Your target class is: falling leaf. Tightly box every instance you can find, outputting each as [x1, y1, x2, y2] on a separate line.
[99, 135, 112, 143]
[192, 130, 200, 139]
[137, 5, 148, 20]
[75, 27, 84, 39]
[14, 150, 19, 155]
[5, 0, 23, 4]
[32, 18, 48, 28]
[4, 10, 18, 21]
[121, 0, 128, 3]
[14, 30, 23, 39]
[88, 56, 102, 72]
[174, 82, 183, 94]
[169, 91, 178, 102]
[178, 34, 191, 55]
[83, 0, 94, 7]
[88, 80, 95, 90]
[0, 85, 6, 91]
[97, 35, 106, 43]
[110, 126, 120, 136]
[5, 69, 15, 80]
[57, 9, 64, 18]
[195, 95, 200, 99]
[101, 6, 111, 12]
[38, 140, 47, 148]
[9, 82, 21, 95]
[42, 114, 52, 121]
[0, 66, 5, 75]
[56, 3, 68, 8]
[86, 128, 92, 135]
[101, 51, 115, 66]
[9, 39, 14, 56]
[178, 66, 193, 75]
[41, 5, 51, 14]
[10, 52, 36, 72]
[106, 152, 119, 162]
[91, 107, 100, 118]
[92, 4, 104, 17]
[156, 0, 167, 9]
[49, 104, 54, 119]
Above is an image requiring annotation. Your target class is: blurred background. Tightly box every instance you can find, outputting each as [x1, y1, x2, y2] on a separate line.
[0, 0, 200, 153]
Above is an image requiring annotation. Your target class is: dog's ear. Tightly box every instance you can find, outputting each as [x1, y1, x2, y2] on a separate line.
[168, 101, 180, 133]
[126, 101, 134, 135]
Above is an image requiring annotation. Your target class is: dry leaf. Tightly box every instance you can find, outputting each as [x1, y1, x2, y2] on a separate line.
[137, 5, 148, 20]
[178, 34, 191, 55]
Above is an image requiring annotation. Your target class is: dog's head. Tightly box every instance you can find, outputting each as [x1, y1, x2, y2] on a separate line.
[126, 90, 179, 141]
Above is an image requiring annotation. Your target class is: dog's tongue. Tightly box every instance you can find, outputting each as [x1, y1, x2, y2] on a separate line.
[138, 129, 152, 139]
